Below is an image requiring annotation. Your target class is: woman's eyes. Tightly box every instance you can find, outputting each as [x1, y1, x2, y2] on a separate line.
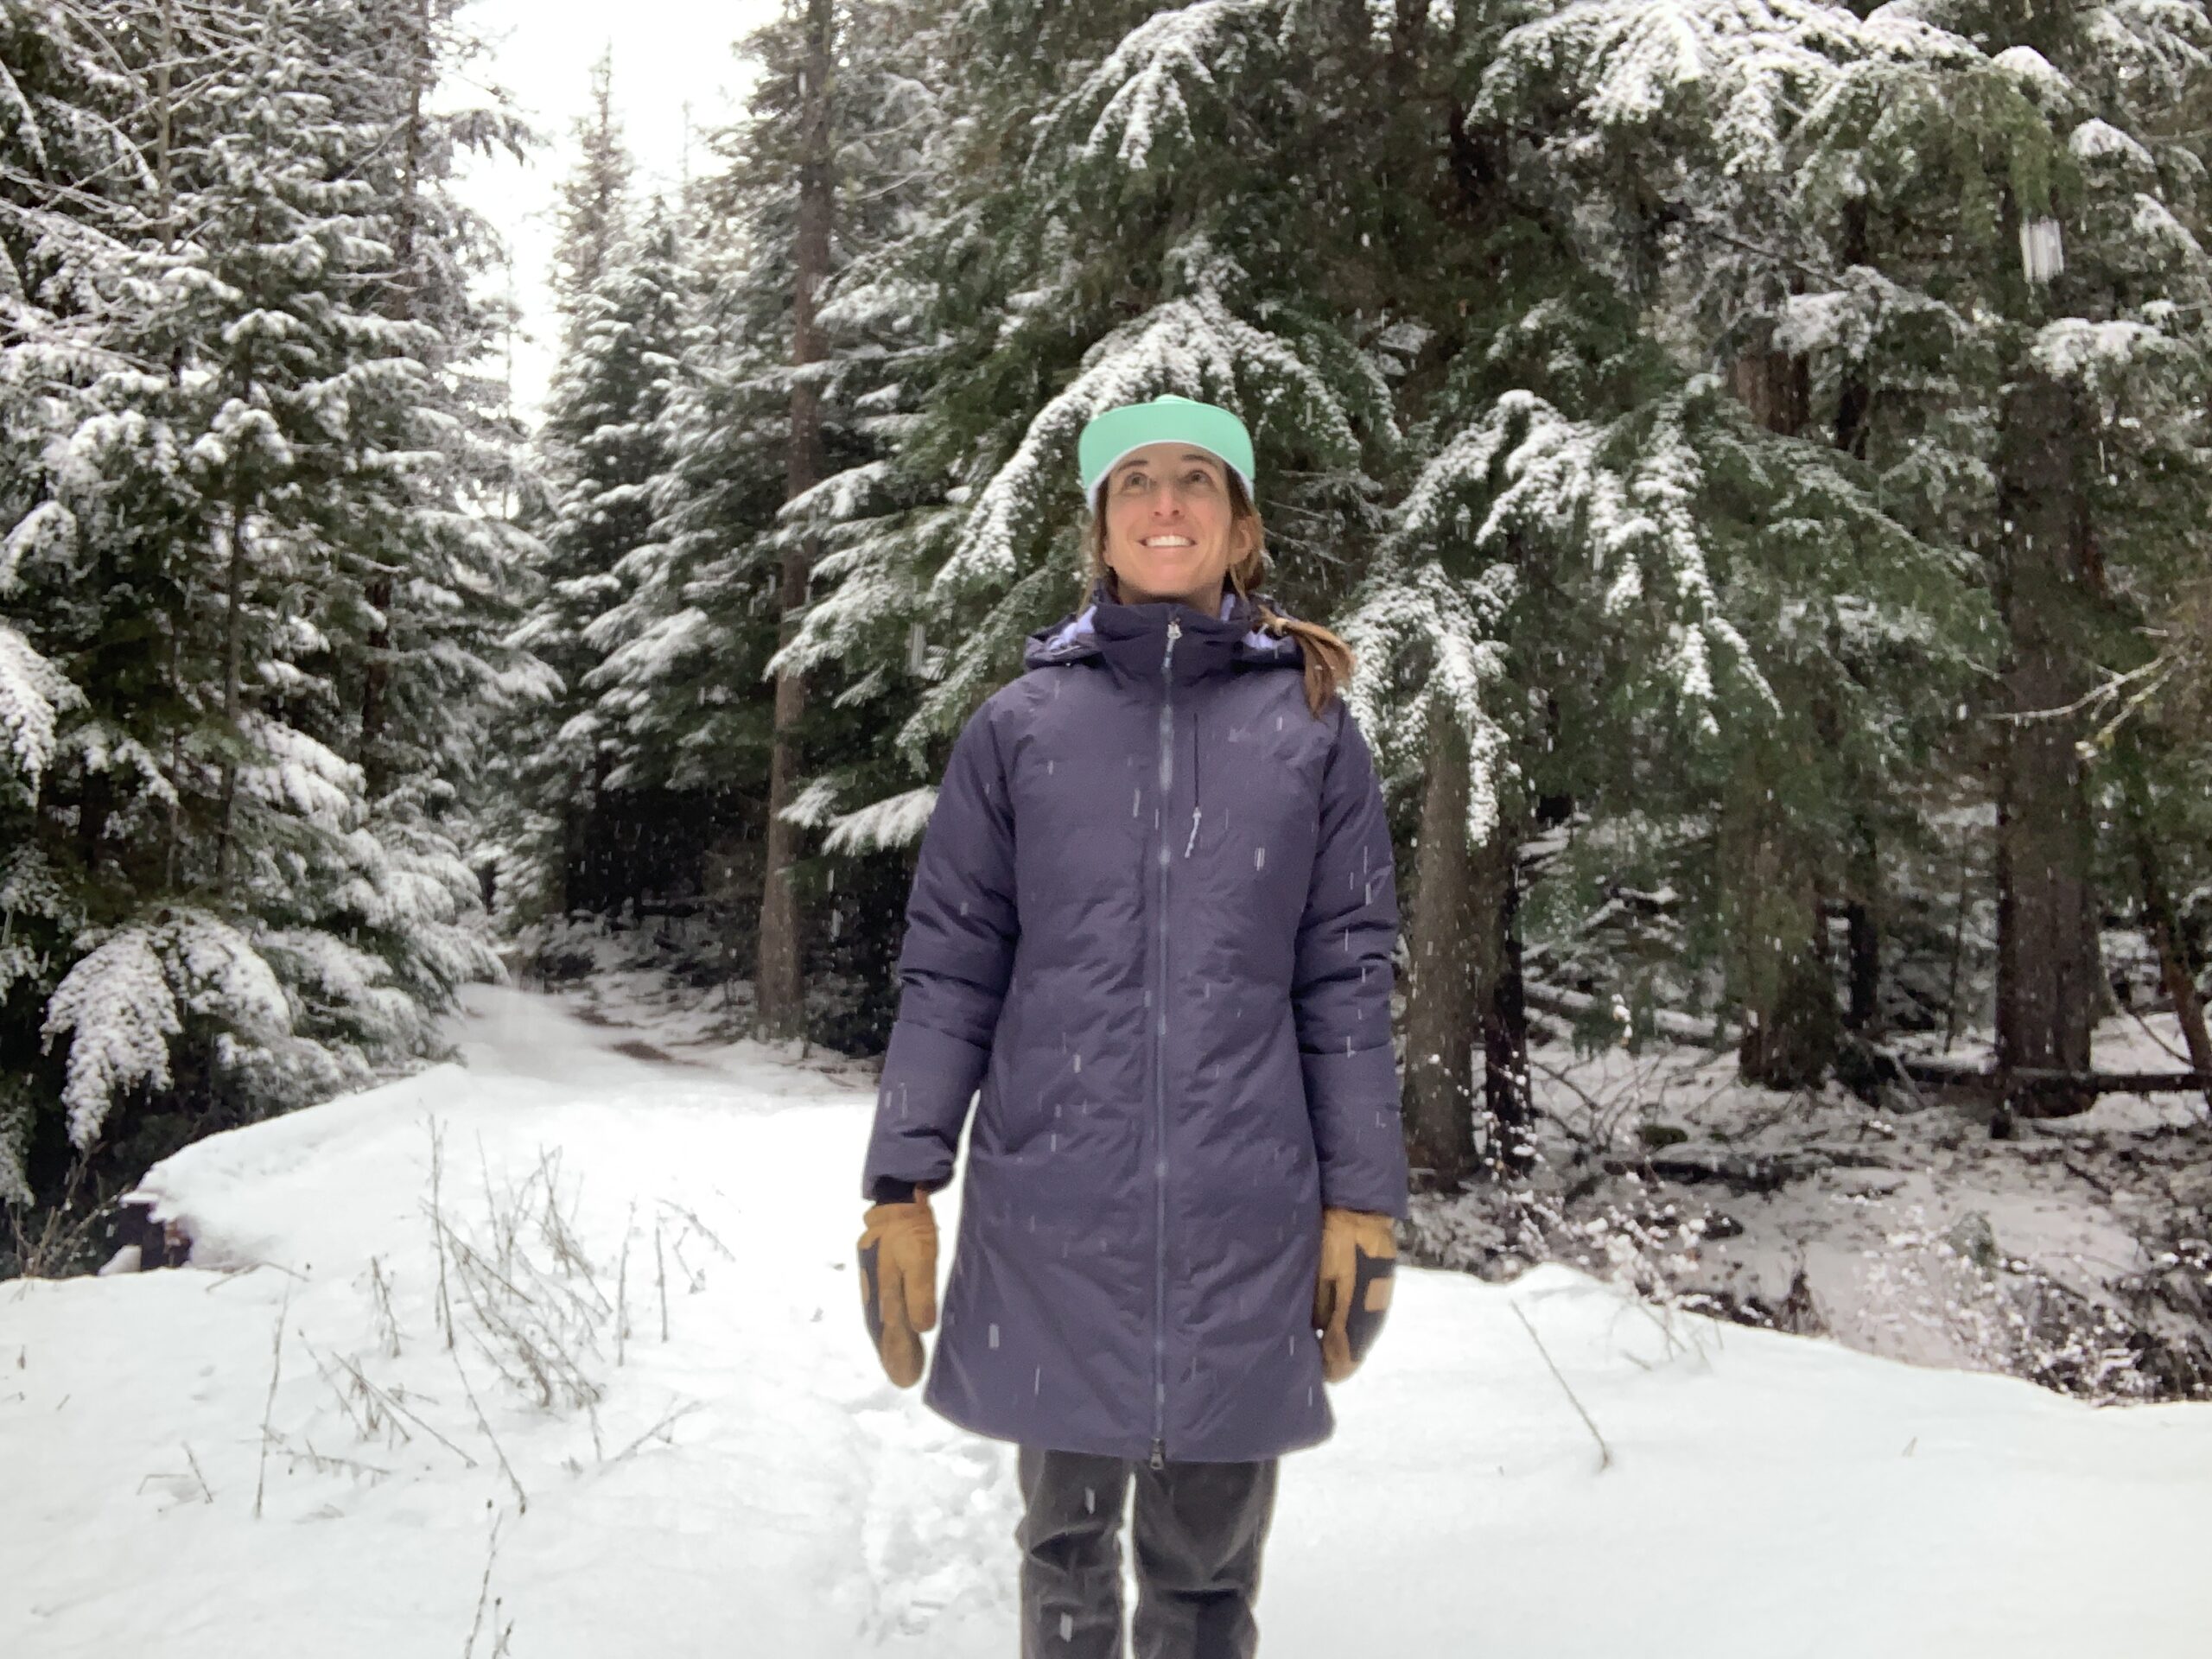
[1117, 470, 1215, 491]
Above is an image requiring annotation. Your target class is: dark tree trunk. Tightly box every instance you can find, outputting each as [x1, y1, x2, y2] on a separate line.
[1843, 813, 1880, 1037]
[1726, 342, 1809, 435]
[1834, 198, 1873, 461]
[214, 499, 248, 895]
[1993, 370, 2102, 1118]
[1726, 332, 1834, 1087]
[756, 0, 836, 1040]
[2116, 741, 2212, 1112]
[1729, 802, 1838, 1091]
[1474, 822, 1532, 1176]
[1402, 707, 1482, 1192]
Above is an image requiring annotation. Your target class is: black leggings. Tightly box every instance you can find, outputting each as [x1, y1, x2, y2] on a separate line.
[1016, 1444, 1280, 1659]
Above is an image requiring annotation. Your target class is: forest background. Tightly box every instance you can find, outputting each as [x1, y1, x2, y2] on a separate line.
[4, 0, 2211, 1398]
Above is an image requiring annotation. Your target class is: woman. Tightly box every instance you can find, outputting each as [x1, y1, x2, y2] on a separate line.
[856, 393, 1406, 1658]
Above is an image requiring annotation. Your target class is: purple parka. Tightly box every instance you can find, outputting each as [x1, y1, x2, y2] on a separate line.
[859, 575, 1408, 1465]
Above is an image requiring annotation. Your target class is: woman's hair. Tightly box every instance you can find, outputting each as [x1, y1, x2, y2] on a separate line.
[1081, 468, 1353, 716]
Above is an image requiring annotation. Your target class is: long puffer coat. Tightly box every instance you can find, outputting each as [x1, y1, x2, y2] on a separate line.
[859, 576, 1408, 1464]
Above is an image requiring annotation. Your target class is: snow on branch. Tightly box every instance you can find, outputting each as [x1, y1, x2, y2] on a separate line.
[823, 787, 938, 855]
[1339, 560, 1517, 843]
[1475, 0, 1983, 189]
[779, 776, 844, 830]
[777, 459, 895, 525]
[0, 500, 77, 591]
[41, 912, 290, 1150]
[236, 715, 366, 829]
[1042, 0, 1271, 173]
[0, 620, 83, 787]
[1375, 385, 1793, 752]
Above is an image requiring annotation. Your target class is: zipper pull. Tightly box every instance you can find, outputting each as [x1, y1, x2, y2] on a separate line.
[1150, 1438, 1166, 1471]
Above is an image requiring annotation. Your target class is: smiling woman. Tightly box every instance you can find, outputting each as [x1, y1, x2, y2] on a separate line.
[1099, 445, 1253, 612]
[1071, 396, 1355, 718]
[856, 391, 1406, 1657]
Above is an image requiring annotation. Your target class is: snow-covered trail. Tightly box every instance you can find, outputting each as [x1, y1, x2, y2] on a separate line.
[4, 985, 2210, 1658]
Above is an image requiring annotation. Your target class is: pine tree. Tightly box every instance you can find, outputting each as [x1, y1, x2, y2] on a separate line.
[567, 0, 945, 1035]
[0, 0, 529, 1249]
[505, 81, 686, 936]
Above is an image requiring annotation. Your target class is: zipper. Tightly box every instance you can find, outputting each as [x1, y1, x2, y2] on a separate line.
[1152, 613, 1178, 1471]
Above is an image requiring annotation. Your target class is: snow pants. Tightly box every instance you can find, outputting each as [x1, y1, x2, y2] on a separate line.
[1016, 1443, 1280, 1659]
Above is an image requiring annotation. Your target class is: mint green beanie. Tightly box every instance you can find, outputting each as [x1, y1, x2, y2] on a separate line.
[1077, 394, 1255, 506]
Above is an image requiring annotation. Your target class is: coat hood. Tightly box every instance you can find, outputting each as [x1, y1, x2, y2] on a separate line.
[1022, 575, 1306, 677]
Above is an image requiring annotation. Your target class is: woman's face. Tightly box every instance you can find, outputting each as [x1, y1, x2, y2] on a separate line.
[1100, 442, 1247, 612]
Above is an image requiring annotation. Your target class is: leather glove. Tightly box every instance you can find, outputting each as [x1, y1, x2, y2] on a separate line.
[1313, 1206, 1396, 1382]
[857, 1185, 938, 1388]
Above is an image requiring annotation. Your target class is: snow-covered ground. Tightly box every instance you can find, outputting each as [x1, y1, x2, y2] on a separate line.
[5, 984, 2211, 1657]
[1414, 1007, 2212, 1395]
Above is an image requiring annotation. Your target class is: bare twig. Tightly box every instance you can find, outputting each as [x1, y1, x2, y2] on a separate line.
[463, 1509, 506, 1659]
[183, 1442, 213, 1504]
[655, 1218, 668, 1343]
[269, 1431, 392, 1484]
[615, 1201, 633, 1366]
[449, 1346, 526, 1515]
[253, 1274, 295, 1519]
[369, 1255, 403, 1358]
[427, 1116, 455, 1351]
[302, 1336, 377, 1441]
[655, 1198, 734, 1262]
[1510, 1300, 1612, 1472]
[322, 1343, 477, 1469]
[607, 1402, 701, 1466]
[2126, 1003, 2193, 1069]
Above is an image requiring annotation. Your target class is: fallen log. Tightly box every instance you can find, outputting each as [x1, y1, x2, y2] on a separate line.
[1522, 983, 1726, 1046]
[1896, 1055, 2212, 1098]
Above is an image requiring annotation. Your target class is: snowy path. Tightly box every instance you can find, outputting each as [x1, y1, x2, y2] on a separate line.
[4, 984, 2210, 1657]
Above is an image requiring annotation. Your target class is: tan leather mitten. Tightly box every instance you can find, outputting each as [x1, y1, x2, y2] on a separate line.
[857, 1189, 938, 1388]
[1313, 1206, 1396, 1382]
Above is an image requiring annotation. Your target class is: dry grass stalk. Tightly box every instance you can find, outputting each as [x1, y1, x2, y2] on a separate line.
[253, 1274, 295, 1519]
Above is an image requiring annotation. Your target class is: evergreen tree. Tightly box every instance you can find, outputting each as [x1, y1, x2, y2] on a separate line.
[0, 0, 529, 1255]
[503, 79, 687, 936]
[567, 0, 944, 1038]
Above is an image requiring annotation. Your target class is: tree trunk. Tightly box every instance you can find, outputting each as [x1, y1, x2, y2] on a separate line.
[755, 0, 836, 1040]
[1402, 708, 1483, 1192]
[1726, 333, 1834, 1087]
[1993, 370, 2102, 1118]
[214, 499, 247, 896]
[1726, 766, 1838, 1090]
[2116, 741, 2212, 1112]
[1842, 810, 1880, 1036]
[1473, 819, 1532, 1177]
[1834, 197, 1872, 461]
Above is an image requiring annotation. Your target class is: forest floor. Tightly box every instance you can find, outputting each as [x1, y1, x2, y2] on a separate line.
[1407, 1010, 2212, 1402]
[3, 982, 2210, 1656]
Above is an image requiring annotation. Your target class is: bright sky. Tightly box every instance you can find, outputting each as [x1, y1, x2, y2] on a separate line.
[443, 0, 784, 423]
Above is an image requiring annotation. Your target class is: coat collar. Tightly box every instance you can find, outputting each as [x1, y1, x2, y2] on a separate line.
[1023, 575, 1305, 684]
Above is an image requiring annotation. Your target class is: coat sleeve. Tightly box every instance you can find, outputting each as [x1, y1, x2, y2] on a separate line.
[1294, 702, 1409, 1219]
[859, 700, 1020, 1200]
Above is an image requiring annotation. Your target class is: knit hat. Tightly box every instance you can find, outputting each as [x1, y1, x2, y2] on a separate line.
[1077, 394, 1256, 506]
